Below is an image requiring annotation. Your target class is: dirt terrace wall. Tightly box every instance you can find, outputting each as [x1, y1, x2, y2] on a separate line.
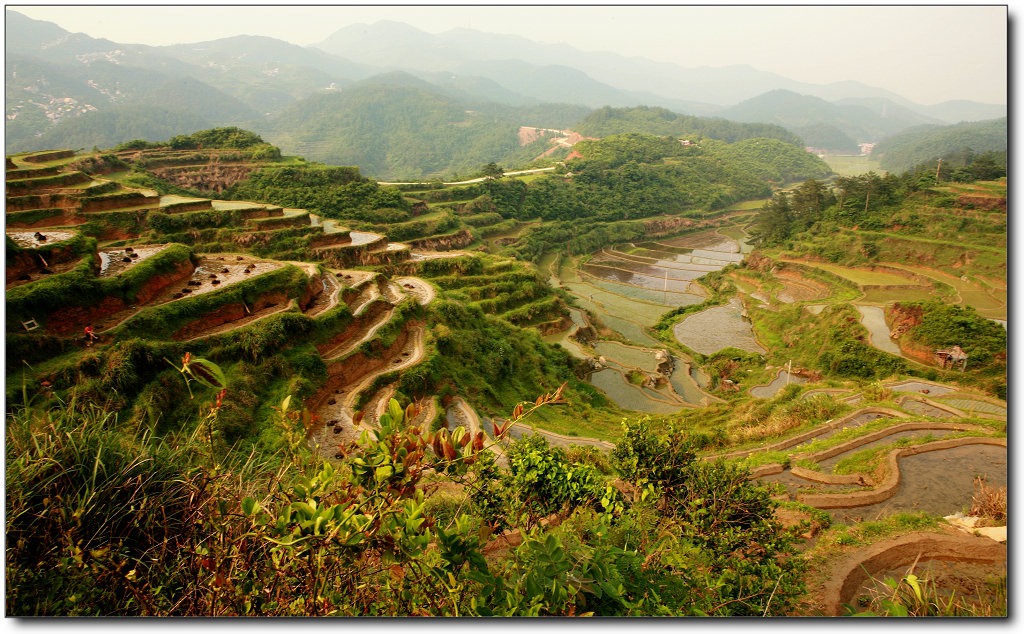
[133, 259, 197, 305]
[42, 258, 196, 337]
[6, 243, 83, 283]
[172, 289, 289, 340]
[163, 201, 214, 214]
[309, 232, 353, 250]
[81, 194, 159, 213]
[796, 436, 1005, 509]
[5, 193, 79, 211]
[315, 300, 390, 356]
[23, 150, 74, 163]
[298, 274, 324, 312]
[247, 215, 309, 231]
[238, 207, 284, 220]
[6, 166, 59, 180]
[409, 229, 473, 251]
[821, 532, 1006, 616]
[306, 321, 419, 413]
[359, 248, 410, 267]
[314, 237, 388, 268]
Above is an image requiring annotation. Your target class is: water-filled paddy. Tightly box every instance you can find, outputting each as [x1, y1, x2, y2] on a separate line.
[672, 298, 766, 355]
[581, 275, 705, 306]
[564, 281, 672, 325]
[888, 381, 954, 396]
[594, 341, 662, 372]
[582, 263, 702, 289]
[98, 245, 169, 277]
[829, 444, 1006, 523]
[938, 398, 1006, 416]
[856, 305, 902, 356]
[817, 429, 961, 472]
[589, 369, 683, 414]
[900, 400, 956, 418]
[349, 231, 383, 246]
[670, 362, 707, 405]
[658, 232, 739, 251]
[7, 230, 77, 248]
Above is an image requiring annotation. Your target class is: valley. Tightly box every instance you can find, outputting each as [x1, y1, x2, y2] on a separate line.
[4, 121, 1003, 618]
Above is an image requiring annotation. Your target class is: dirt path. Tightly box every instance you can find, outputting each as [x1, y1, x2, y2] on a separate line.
[394, 276, 435, 305]
[321, 305, 394, 360]
[179, 301, 295, 342]
[348, 280, 380, 315]
[342, 323, 426, 411]
[303, 271, 342, 317]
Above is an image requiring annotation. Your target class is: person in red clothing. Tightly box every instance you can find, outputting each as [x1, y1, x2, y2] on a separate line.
[84, 325, 97, 346]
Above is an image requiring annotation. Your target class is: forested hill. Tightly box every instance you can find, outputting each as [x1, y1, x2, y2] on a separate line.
[253, 79, 585, 180]
[572, 106, 802, 145]
[870, 117, 1007, 174]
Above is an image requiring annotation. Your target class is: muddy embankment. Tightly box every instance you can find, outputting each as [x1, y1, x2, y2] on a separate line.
[45, 259, 196, 336]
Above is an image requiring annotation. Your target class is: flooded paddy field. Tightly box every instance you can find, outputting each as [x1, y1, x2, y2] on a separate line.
[589, 369, 684, 414]
[7, 230, 78, 248]
[856, 306, 902, 356]
[581, 275, 705, 306]
[829, 444, 1006, 523]
[98, 244, 169, 277]
[673, 297, 766, 355]
[582, 261, 705, 287]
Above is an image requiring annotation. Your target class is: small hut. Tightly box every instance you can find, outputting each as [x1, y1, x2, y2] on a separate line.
[934, 345, 968, 371]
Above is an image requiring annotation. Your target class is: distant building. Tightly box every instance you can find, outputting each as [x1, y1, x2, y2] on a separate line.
[679, 139, 694, 146]
[859, 142, 877, 156]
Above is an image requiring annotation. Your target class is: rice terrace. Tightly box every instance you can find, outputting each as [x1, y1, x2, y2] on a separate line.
[4, 5, 1007, 619]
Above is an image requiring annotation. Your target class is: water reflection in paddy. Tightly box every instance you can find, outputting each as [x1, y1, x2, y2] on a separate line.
[829, 444, 1006, 524]
[673, 298, 766, 355]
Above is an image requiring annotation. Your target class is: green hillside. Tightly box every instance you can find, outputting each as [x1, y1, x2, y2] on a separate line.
[872, 118, 1007, 174]
[573, 105, 803, 145]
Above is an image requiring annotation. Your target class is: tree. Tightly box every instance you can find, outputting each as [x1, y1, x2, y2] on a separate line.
[482, 162, 505, 178]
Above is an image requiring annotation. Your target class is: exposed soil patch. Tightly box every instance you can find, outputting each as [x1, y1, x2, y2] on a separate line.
[303, 272, 341, 317]
[814, 531, 1006, 616]
[176, 294, 293, 342]
[395, 276, 435, 306]
[150, 255, 285, 304]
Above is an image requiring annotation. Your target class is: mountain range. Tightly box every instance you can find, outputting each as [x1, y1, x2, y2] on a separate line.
[5, 9, 1007, 177]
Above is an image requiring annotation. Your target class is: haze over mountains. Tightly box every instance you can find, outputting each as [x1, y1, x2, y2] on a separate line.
[5, 9, 1006, 178]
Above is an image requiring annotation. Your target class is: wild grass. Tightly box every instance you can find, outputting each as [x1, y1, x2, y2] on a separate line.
[968, 476, 1006, 526]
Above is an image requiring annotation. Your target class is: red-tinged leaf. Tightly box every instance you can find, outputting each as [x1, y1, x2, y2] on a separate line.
[501, 419, 514, 436]
[556, 381, 567, 398]
[405, 403, 418, 422]
[186, 357, 227, 390]
[432, 432, 444, 457]
[353, 411, 364, 426]
[512, 403, 523, 421]
[492, 420, 501, 437]
[472, 431, 484, 452]
[535, 395, 544, 406]
[441, 438, 456, 461]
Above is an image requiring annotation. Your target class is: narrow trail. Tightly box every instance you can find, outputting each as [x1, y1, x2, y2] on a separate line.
[395, 276, 436, 305]
[343, 323, 426, 411]
[303, 271, 342, 317]
[321, 304, 394, 361]
[179, 301, 295, 342]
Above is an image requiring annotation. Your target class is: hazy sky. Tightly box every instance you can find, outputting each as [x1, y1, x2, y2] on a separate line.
[9, 3, 1009, 105]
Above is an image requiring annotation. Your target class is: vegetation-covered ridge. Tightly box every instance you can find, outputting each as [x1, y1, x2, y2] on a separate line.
[5, 126, 1006, 617]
